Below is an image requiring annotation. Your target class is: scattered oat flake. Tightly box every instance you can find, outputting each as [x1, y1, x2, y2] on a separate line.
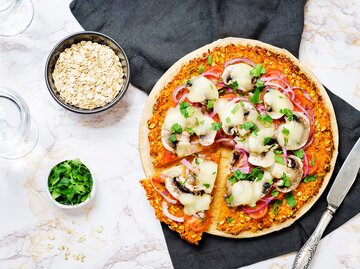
[66, 229, 72, 235]
[58, 245, 65, 251]
[48, 219, 57, 228]
[96, 225, 104, 233]
[77, 236, 86, 243]
[48, 233, 55, 240]
[52, 41, 125, 110]
[47, 243, 54, 249]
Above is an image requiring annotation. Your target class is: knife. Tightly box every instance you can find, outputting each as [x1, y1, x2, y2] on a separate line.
[292, 137, 360, 269]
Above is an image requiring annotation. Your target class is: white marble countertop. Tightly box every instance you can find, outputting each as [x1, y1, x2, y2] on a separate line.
[0, 0, 359, 268]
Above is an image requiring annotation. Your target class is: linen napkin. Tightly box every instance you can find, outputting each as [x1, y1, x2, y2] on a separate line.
[70, 1, 360, 268]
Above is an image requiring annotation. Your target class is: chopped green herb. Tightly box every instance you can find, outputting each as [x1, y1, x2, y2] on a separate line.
[250, 64, 266, 77]
[231, 104, 241, 114]
[256, 78, 265, 88]
[240, 121, 259, 135]
[303, 175, 316, 183]
[271, 190, 279, 197]
[169, 134, 177, 142]
[48, 159, 93, 206]
[226, 117, 231, 124]
[258, 114, 273, 124]
[275, 149, 283, 155]
[280, 108, 294, 120]
[211, 122, 222, 131]
[212, 171, 216, 175]
[275, 155, 286, 165]
[280, 172, 291, 187]
[195, 158, 200, 165]
[203, 183, 210, 188]
[294, 149, 304, 159]
[207, 100, 214, 109]
[282, 127, 290, 136]
[228, 81, 239, 92]
[186, 127, 195, 135]
[263, 137, 273, 145]
[171, 123, 182, 134]
[207, 55, 213, 65]
[227, 217, 233, 223]
[285, 193, 297, 208]
[250, 88, 260, 104]
[226, 195, 233, 204]
[198, 64, 205, 74]
[179, 102, 194, 118]
[228, 167, 264, 183]
[310, 156, 315, 166]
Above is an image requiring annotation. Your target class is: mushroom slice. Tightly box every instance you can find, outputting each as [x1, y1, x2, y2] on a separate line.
[276, 112, 310, 150]
[248, 151, 275, 168]
[248, 128, 275, 154]
[214, 98, 244, 135]
[179, 193, 212, 216]
[221, 63, 254, 91]
[192, 113, 217, 146]
[263, 88, 294, 119]
[186, 76, 219, 103]
[268, 155, 304, 193]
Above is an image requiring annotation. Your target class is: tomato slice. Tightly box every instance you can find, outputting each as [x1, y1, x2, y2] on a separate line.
[243, 200, 269, 219]
[184, 212, 210, 232]
[305, 152, 318, 175]
[202, 65, 224, 81]
[152, 176, 165, 184]
[220, 93, 238, 99]
[264, 69, 288, 88]
[162, 149, 177, 164]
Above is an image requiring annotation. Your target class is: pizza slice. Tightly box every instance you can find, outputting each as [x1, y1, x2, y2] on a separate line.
[140, 150, 221, 244]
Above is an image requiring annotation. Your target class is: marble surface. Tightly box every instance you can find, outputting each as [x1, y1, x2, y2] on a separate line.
[0, 0, 359, 268]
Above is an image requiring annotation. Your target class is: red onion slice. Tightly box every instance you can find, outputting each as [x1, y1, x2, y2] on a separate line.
[173, 85, 186, 103]
[162, 201, 184, 222]
[256, 104, 266, 115]
[216, 81, 227, 89]
[242, 196, 274, 214]
[180, 159, 196, 172]
[224, 57, 255, 67]
[293, 87, 314, 103]
[177, 93, 188, 104]
[282, 147, 288, 165]
[150, 178, 177, 204]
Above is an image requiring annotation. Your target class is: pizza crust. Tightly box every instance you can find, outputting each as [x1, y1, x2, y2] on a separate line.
[139, 37, 339, 238]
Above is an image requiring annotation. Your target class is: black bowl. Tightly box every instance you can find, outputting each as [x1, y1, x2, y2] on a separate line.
[45, 31, 130, 114]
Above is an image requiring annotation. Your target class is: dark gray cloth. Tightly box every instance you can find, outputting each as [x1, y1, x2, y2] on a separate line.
[70, 1, 360, 268]
[70, 0, 304, 93]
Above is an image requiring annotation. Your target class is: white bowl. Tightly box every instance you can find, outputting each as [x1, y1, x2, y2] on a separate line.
[46, 161, 96, 209]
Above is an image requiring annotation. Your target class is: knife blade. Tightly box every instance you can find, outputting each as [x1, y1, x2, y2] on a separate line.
[293, 137, 360, 269]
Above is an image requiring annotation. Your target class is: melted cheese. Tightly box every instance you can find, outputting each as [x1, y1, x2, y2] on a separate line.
[214, 99, 244, 134]
[248, 150, 275, 168]
[248, 128, 275, 153]
[231, 179, 265, 207]
[222, 63, 254, 91]
[162, 107, 187, 131]
[192, 158, 218, 193]
[179, 193, 211, 215]
[277, 121, 305, 150]
[263, 89, 294, 119]
[160, 165, 185, 178]
[187, 76, 219, 103]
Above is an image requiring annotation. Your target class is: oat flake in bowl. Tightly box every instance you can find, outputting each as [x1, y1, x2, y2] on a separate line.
[52, 41, 124, 110]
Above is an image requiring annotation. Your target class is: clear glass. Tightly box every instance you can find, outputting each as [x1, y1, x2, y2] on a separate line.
[0, 0, 34, 37]
[0, 86, 38, 159]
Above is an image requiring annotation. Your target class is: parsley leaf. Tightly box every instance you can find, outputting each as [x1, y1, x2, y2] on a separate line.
[169, 134, 177, 142]
[282, 127, 290, 136]
[228, 81, 239, 91]
[310, 156, 315, 166]
[271, 190, 279, 197]
[303, 175, 316, 183]
[207, 55, 213, 65]
[226, 117, 231, 124]
[231, 104, 241, 114]
[211, 122, 222, 131]
[280, 108, 294, 120]
[207, 100, 214, 109]
[250, 88, 260, 104]
[250, 64, 266, 77]
[275, 155, 286, 165]
[294, 149, 304, 159]
[285, 193, 297, 208]
[256, 78, 265, 88]
[203, 183, 210, 188]
[226, 195, 233, 204]
[171, 123, 182, 134]
[228, 167, 264, 183]
[227, 217, 233, 223]
[179, 102, 194, 118]
[48, 159, 93, 206]
[195, 158, 200, 165]
[258, 114, 273, 124]
[186, 127, 195, 135]
[240, 121, 259, 135]
[280, 172, 291, 187]
[198, 64, 205, 74]
[264, 137, 273, 145]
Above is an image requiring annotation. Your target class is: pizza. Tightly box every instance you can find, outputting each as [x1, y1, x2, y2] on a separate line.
[139, 38, 338, 244]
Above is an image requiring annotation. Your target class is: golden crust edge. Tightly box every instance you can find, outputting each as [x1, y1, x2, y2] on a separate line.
[139, 37, 339, 238]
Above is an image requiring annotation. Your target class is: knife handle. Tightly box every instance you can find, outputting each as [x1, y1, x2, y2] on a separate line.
[292, 205, 336, 269]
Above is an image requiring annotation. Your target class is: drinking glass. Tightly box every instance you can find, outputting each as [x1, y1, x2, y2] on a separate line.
[0, 0, 34, 37]
[0, 86, 38, 159]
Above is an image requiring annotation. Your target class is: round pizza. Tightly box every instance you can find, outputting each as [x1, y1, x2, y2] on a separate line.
[139, 37, 338, 245]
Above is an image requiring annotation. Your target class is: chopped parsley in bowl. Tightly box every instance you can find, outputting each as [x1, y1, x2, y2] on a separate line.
[47, 159, 95, 208]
